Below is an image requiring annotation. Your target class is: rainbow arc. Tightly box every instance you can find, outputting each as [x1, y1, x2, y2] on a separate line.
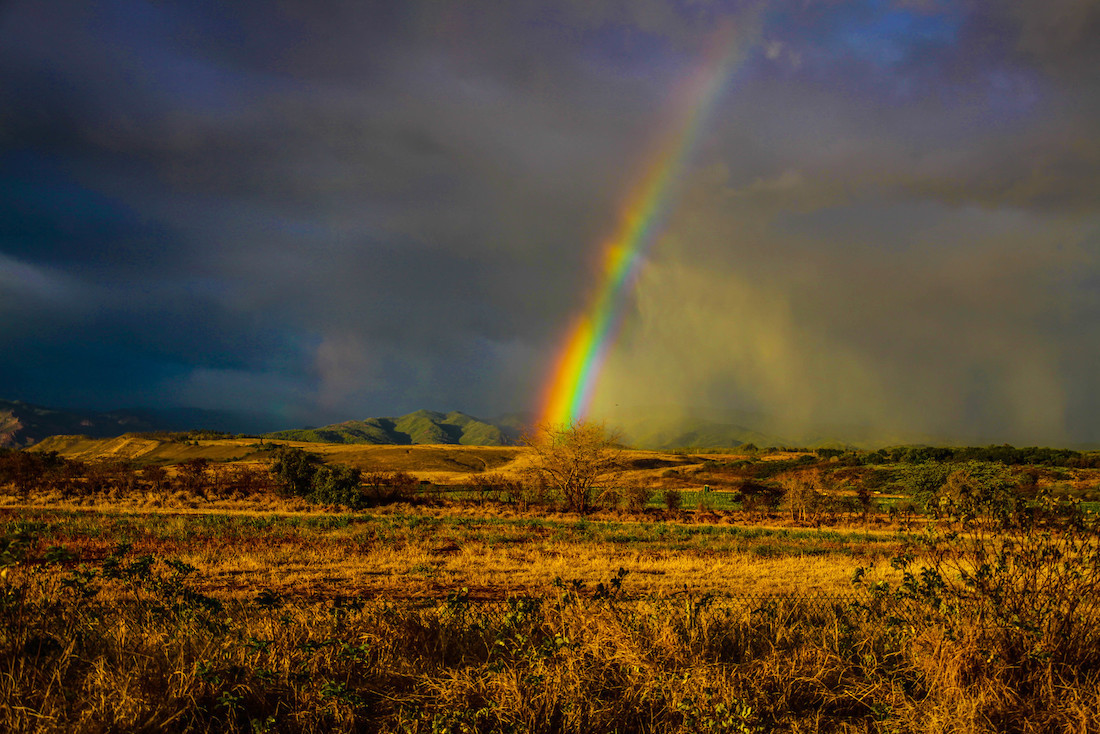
[537, 24, 744, 428]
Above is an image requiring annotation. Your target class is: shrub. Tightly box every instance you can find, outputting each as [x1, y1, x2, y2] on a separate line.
[735, 480, 782, 518]
[938, 460, 1019, 523]
[597, 486, 622, 510]
[310, 464, 364, 508]
[663, 489, 682, 511]
[269, 446, 323, 497]
[362, 471, 417, 505]
[177, 458, 211, 495]
[854, 482, 876, 521]
[0, 449, 67, 497]
[857, 484, 1100, 715]
[623, 485, 653, 511]
[779, 470, 826, 522]
[223, 465, 272, 497]
[268, 447, 378, 508]
[141, 465, 170, 495]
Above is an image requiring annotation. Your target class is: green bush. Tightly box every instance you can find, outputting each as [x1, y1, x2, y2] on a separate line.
[269, 446, 323, 497]
[310, 464, 364, 508]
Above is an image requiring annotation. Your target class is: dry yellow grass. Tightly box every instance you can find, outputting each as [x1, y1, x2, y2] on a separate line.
[4, 538, 1098, 733]
[6, 447, 1100, 731]
[7, 438, 1100, 731]
[28, 434, 781, 489]
[0, 499, 904, 602]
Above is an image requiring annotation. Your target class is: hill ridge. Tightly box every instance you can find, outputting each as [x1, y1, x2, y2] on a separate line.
[265, 410, 508, 446]
[0, 399, 161, 448]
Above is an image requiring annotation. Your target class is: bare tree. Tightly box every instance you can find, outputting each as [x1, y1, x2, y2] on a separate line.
[523, 421, 624, 513]
[141, 465, 170, 495]
[780, 470, 826, 523]
[177, 457, 210, 496]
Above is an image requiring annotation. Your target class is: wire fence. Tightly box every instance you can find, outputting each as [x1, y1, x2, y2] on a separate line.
[376, 590, 913, 617]
[387, 592, 957, 637]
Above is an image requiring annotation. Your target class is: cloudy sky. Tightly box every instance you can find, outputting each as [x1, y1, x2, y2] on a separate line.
[1, 1, 1098, 443]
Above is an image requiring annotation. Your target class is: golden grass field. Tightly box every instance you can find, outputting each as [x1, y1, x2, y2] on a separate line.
[29, 433, 813, 487]
[0, 504, 904, 602]
[4, 436, 1100, 732]
[9, 435, 907, 600]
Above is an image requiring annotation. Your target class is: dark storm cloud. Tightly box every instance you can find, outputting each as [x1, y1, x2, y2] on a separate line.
[1, 0, 1099, 442]
[0, 0, 672, 418]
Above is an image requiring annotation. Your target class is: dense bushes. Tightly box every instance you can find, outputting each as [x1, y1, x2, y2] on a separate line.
[855, 482, 1100, 727]
[865, 444, 1100, 468]
[311, 464, 366, 506]
[0, 449, 274, 501]
[0, 449, 67, 496]
[734, 480, 783, 518]
[268, 446, 324, 497]
[268, 446, 415, 508]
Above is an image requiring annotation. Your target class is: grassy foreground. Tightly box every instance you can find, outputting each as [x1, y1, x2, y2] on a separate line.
[4, 545, 1096, 734]
[3, 503, 1100, 733]
[0, 507, 902, 600]
[5, 437, 1100, 732]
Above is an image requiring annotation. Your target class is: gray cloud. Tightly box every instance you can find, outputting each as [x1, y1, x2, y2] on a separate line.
[1, 0, 1098, 443]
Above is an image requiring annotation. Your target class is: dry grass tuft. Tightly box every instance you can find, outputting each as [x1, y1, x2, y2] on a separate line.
[3, 523, 1100, 733]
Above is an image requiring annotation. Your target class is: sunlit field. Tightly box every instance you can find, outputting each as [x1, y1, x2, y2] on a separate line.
[4, 435, 1100, 732]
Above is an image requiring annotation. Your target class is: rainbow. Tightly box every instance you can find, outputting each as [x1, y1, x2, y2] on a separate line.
[537, 23, 744, 428]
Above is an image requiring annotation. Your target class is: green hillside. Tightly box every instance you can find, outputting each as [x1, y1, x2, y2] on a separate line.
[266, 410, 507, 446]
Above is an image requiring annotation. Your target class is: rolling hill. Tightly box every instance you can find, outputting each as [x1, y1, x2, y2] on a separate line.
[265, 410, 511, 446]
[0, 399, 160, 448]
[0, 399, 284, 448]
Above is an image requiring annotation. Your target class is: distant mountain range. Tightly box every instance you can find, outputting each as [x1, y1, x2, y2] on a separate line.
[7, 397, 1088, 451]
[0, 399, 280, 448]
[0, 397, 945, 451]
[0, 400, 523, 449]
[265, 410, 517, 446]
[0, 399, 155, 448]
